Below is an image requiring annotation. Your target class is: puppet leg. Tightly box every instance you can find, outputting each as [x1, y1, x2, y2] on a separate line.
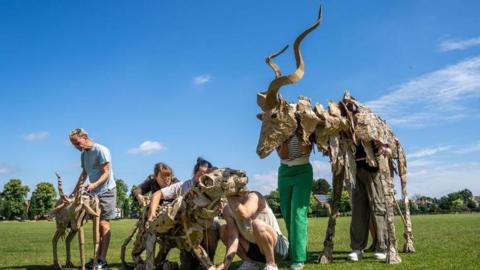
[65, 229, 77, 268]
[400, 176, 415, 253]
[379, 157, 401, 264]
[52, 230, 63, 269]
[319, 171, 344, 264]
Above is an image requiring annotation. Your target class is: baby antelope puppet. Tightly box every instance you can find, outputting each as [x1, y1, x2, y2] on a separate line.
[51, 173, 101, 270]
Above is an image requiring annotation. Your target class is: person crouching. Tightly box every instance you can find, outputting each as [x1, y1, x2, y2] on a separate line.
[217, 189, 289, 270]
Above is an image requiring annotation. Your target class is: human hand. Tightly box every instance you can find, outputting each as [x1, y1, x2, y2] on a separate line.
[84, 183, 96, 193]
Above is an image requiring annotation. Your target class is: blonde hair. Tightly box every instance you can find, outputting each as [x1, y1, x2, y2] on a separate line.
[69, 128, 88, 138]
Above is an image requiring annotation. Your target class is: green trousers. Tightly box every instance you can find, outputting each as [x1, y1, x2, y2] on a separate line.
[278, 163, 313, 263]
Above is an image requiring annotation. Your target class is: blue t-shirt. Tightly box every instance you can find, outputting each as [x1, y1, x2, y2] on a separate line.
[81, 143, 116, 195]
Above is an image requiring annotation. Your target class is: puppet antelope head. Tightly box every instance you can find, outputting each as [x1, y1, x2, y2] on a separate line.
[256, 7, 323, 159]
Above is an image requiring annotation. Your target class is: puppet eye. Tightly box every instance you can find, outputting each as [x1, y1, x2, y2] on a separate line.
[271, 113, 278, 119]
[256, 113, 263, 121]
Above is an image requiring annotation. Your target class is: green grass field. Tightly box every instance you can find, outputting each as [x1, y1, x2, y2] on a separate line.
[0, 214, 479, 270]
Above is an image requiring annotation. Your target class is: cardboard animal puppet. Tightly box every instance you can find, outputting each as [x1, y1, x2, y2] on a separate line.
[255, 6, 414, 264]
[51, 173, 101, 270]
[123, 168, 248, 270]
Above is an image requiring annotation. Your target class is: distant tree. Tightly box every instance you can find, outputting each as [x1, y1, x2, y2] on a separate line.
[451, 198, 466, 212]
[438, 196, 451, 211]
[115, 179, 129, 218]
[438, 189, 474, 212]
[312, 178, 331, 195]
[430, 203, 440, 214]
[29, 182, 56, 219]
[1, 179, 30, 220]
[128, 185, 143, 219]
[0, 195, 5, 218]
[340, 190, 351, 213]
[409, 200, 420, 214]
[466, 198, 477, 210]
[457, 189, 473, 203]
[265, 189, 281, 215]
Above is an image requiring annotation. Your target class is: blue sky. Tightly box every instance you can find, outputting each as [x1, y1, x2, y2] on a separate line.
[0, 1, 479, 198]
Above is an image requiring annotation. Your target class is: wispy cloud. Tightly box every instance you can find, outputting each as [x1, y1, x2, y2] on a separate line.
[193, 74, 211, 86]
[452, 142, 480, 154]
[251, 170, 277, 195]
[0, 164, 13, 175]
[407, 162, 480, 197]
[128, 141, 165, 155]
[23, 131, 49, 142]
[408, 146, 451, 159]
[367, 56, 480, 126]
[438, 36, 480, 52]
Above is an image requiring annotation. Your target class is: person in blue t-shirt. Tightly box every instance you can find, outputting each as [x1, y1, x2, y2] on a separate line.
[69, 128, 117, 269]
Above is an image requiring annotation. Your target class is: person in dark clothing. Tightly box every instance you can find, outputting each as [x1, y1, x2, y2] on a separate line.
[131, 162, 179, 206]
[131, 162, 179, 266]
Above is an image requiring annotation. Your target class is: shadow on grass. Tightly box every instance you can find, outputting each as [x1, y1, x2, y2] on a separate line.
[0, 263, 124, 270]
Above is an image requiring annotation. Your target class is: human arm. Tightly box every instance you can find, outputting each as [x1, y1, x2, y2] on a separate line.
[85, 162, 110, 193]
[228, 192, 260, 220]
[217, 207, 240, 270]
[132, 177, 153, 206]
[147, 189, 163, 221]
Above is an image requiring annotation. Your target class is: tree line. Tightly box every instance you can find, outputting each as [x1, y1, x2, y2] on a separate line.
[265, 179, 480, 217]
[0, 178, 478, 220]
[0, 178, 143, 220]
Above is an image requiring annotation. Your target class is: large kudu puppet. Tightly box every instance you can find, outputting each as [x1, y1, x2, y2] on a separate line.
[122, 168, 248, 270]
[256, 7, 414, 264]
[51, 173, 101, 270]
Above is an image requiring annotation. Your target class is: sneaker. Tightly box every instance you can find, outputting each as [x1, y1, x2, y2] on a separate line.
[264, 265, 278, 270]
[290, 262, 304, 270]
[96, 259, 109, 269]
[347, 250, 363, 262]
[85, 259, 108, 269]
[373, 252, 386, 261]
[85, 259, 94, 269]
[237, 261, 258, 270]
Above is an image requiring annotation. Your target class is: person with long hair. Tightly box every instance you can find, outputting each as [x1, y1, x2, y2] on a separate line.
[132, 162, 179, 206]
[147, 157, 220, 270]
[131, 162, 179, 265]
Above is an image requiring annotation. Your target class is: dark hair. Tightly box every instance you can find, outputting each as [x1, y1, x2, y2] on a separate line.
[193, 157, 212, 175]
[153, 162, 173, 179]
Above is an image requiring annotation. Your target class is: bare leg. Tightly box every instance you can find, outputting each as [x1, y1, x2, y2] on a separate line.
[219, 224, 254, 263]
[319, 171, 344, 264]
[52, 230, 63, 269]
[98, 220, 111, 261]
[252, 220, 277, 266]
[65, 229, 77, 268]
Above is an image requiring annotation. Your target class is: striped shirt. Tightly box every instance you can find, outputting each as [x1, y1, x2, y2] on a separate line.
[285, 135, 309, 161]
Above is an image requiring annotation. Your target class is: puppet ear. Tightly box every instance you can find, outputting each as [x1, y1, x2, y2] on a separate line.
[257, 92, 268, 111]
